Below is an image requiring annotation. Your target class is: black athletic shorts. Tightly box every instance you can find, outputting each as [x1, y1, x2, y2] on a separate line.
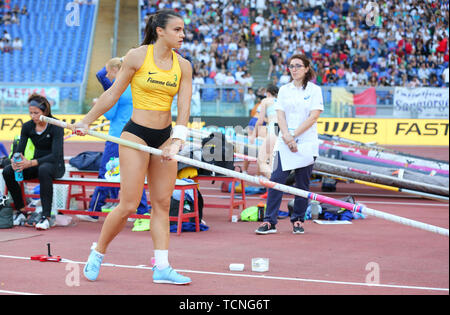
[122, 119, 172, 149]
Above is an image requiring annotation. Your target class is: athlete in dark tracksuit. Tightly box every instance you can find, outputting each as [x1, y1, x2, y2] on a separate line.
[3, 114, 65, 220]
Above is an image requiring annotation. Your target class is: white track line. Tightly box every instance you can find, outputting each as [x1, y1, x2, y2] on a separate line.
[0, 255, 447, 293]
[0, 290, 41, 295]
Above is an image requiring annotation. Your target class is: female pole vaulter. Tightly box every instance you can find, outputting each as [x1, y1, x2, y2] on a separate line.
[72, 9, 193, 285]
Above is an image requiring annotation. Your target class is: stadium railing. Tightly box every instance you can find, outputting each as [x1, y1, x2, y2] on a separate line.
[1, 82, 447, 119]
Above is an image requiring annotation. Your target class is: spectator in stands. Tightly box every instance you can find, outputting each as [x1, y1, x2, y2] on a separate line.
[226, 53, 239, 74]
[429, 73, 441, 87]
[20, 5, 28, 15]
[408, 75, 422, 88]
[235, 66, 245, 84]
[2, 30, 10, 42]
[443, 66, 449, 87]
[238, 71, 255, 87]
[265, 0, 448, 88]
[12, 37, 22, 50]
[2, 94, 65, 230]
[418, 62, 430, 82]
[345, 66, 358, 87]
[214, 68, 227, 85]
[254, 31, 262, 58]
[357, 68, 368, 86]
[73, 9, 192, 285]
[0, 37, 11, 53]
[256, 0, 266, 15]
[369, 75, 378, 87]
[142, 0, 253, 98]
[224, 71, 236, 101]
[2, 11, 11, 25]
[10, 11, 18, 24]
[379, 76, 390, 87]
[76, 58, 150, 233]
[278, 69, 291, 86]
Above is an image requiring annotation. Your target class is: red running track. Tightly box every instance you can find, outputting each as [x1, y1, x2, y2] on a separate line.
[0, 143, 448, 296]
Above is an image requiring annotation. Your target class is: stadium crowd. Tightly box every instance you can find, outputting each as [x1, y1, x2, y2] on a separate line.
[1, 0, 448, 88]
[0, 1, 26, 53]
[141, 0, 256, 88]
[141, 0, 449, 89]
[264, 0, 449, 88]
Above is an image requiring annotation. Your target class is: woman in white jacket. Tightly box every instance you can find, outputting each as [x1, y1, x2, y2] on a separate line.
[255, 54, 324, 235]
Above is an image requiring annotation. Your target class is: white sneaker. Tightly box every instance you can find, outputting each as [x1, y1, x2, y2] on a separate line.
[13, 212, 26, 226]
[76, 215, 99, 223]
[35, 217, 50, 230]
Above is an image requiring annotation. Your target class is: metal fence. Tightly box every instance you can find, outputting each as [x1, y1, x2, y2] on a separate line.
[0, 82, 83, 114]
[172, 85, 449, 119]
[1, 83, 448, 119]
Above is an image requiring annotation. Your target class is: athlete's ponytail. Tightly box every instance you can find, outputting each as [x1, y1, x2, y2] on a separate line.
[141, 9, 182, 45]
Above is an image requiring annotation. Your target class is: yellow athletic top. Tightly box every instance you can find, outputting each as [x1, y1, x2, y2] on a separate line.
[131, 45, 181, 111]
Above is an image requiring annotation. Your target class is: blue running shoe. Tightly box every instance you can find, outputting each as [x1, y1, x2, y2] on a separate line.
[83, 248, 104, 281]
[152, 266, 191, 285]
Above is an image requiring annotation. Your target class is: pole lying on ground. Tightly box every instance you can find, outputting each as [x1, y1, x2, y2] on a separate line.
[41, 116, 449, 237]
[313, 170, 449, 202]
[317, 160, 449, 196]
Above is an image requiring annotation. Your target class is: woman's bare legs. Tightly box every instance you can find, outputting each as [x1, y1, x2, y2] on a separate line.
[95, 132, 149, 254]
[147, 138, 178, 250]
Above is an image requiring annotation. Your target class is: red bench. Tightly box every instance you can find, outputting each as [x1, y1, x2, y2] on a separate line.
[68, 170, 247, 222]
[18, 177, 199, 235]
[192, 176, 246, 221]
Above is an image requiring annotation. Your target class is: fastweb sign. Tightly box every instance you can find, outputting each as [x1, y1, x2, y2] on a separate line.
[317, 118, 449, 146]
[0, 115, 448, 146]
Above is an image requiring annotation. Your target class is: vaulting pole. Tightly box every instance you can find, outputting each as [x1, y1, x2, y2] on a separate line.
[41, 116, 449, 237]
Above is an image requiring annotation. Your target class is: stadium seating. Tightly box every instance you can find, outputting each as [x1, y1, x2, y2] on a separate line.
[0, 0, 97, 100]
[139, 0, 448, 89]
[2, 0, 447, 112]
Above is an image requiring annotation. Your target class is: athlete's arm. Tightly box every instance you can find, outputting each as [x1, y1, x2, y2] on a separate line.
[161, 55, 192, 160]
[174, 56, 192, 129]
[74, 48, 142, 133]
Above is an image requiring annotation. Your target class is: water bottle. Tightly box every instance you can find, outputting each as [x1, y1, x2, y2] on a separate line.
[257, 203, 265, 222]
[310, 200, 321, 220]
[106, 157, 115, 171]
[112, 158, 119, 169]
[12, 153, 23, 182]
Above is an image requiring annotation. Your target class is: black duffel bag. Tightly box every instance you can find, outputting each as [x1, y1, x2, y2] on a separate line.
[69, 151, 103, 171]
[0, 195, 13, 229]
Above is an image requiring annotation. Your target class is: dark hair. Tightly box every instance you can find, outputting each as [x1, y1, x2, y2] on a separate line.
[266, 84, 278, 97]
[141, 9, 183, 45]
[288, 54, 316, 89]
[27, 93, 52, 118]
